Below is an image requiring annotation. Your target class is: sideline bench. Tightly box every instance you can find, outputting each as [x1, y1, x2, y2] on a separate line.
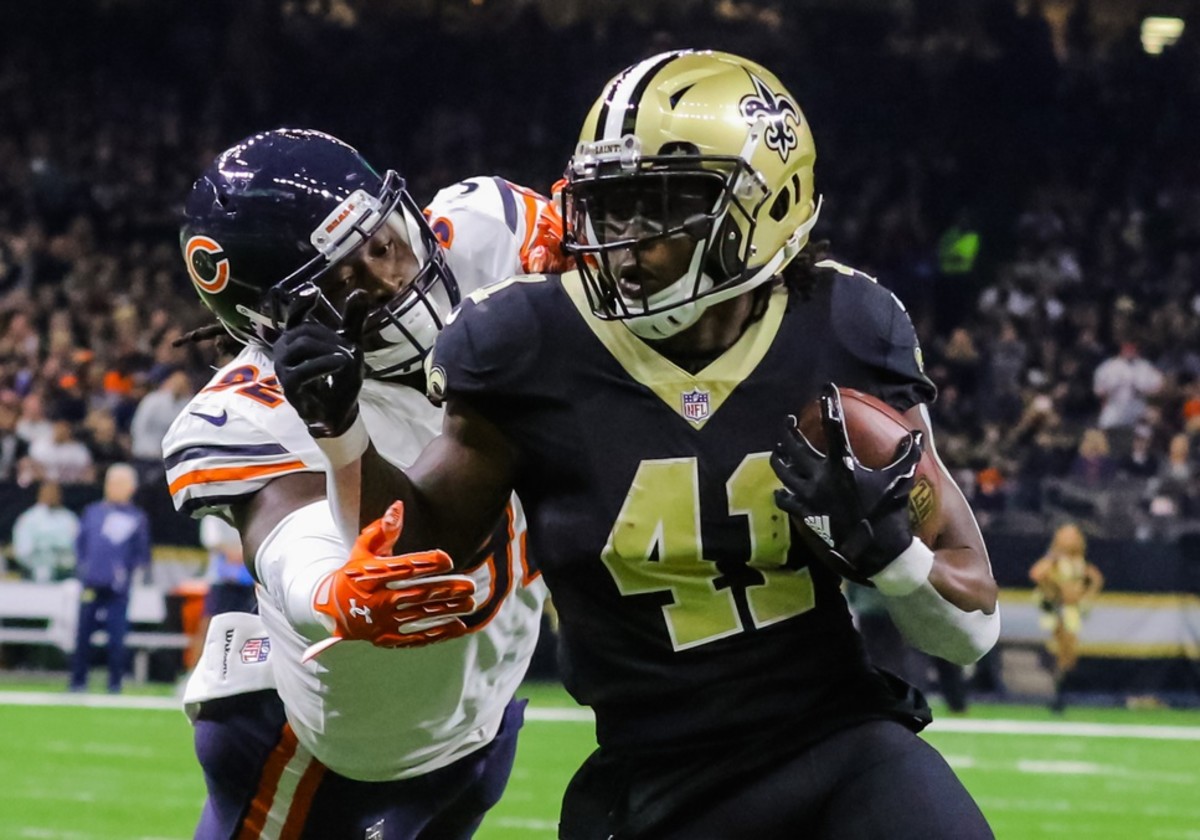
[0, 580, 191, 683]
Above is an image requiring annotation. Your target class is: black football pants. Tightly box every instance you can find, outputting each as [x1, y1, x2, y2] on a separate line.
[561, 719, 993, 840]
[661, 720, 993, 840]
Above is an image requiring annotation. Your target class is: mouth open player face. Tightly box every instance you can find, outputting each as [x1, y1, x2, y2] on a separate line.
[610, 233, 696, 300]
[584, 173, 722, 304]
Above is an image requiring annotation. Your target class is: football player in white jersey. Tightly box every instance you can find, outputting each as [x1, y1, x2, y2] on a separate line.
[164, 129, 559, 839]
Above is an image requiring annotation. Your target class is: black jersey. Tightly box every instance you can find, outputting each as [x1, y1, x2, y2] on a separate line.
[429, 264, 936, 752]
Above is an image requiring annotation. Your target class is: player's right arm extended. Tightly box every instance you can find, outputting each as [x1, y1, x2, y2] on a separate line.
[250, 494, 476, 657]
[271, 294, 518, 568]
[314, 396, 519, 568]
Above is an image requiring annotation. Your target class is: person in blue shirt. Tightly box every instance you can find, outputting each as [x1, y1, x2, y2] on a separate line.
[200, 515, 256, 615]
[68, 462, 152, 693]
[183, 515, 257, 669]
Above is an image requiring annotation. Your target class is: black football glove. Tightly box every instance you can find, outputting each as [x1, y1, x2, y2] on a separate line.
[771, 383, 924, 586]
[271, 285, 368, 439]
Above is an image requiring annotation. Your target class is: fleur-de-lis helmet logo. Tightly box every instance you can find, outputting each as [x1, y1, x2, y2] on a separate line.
[738, 74, 801, 162]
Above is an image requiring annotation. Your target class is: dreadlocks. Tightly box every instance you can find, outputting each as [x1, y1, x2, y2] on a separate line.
[173, 321, 242, 356]
[781, 239, 832, 301]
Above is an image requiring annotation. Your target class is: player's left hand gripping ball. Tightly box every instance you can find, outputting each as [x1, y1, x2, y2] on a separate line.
[771, 383, 923, 586]
[303, 502, 477, 661]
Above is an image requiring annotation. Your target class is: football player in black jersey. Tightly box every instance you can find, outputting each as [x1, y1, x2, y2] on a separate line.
[274, 50, 999, 840]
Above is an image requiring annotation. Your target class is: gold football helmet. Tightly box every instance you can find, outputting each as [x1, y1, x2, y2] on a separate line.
[562, 50, 820, 339]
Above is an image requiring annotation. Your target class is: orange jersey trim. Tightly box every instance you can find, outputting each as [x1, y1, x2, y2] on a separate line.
[500, 180, 563, 271]
[236, 724, 298, 840]
[168, 460, 309, 496]
[518, 528, 539, 584]
[428, 214, 455, 249]
[278, 759, 325, 840]
[518, 193, 542, 259]
[462, 503, 518, 633]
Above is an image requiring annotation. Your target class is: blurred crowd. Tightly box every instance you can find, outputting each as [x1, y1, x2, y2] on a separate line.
[1, 0, 1198, 549]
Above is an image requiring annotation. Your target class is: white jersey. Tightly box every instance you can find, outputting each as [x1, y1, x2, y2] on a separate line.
[164, 177, 551, 781]
[424, 175, 558, 294]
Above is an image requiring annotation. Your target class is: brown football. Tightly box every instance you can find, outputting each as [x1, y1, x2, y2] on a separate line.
[796, 388, 943, 544]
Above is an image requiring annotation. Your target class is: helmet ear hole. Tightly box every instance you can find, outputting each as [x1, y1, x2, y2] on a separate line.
[768, 189, 791, 222]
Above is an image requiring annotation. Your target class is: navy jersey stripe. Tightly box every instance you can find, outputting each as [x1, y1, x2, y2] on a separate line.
[491, 177, 519, 233]
[462, 506, 515, 630]
[164, 442, 291, 471]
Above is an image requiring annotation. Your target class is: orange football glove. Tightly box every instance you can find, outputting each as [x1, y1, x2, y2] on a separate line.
[523, 188, 574, 275]
[302, 502, 476, 661]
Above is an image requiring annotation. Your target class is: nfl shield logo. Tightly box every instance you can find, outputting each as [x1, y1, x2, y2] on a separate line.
[240, 637, 271, 664]
[681, 388, 710, 423]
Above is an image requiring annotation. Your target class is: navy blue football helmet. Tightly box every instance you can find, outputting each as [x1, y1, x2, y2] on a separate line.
[181, 128, 459, 379]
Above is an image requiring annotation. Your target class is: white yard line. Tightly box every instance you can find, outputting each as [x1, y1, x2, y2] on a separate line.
[1016, 759, 1109, 775]
[944, 756, 1197, 785]
[15, 832, 179, 840]
[3, 691, 1200, 742]
[0, 691, 182, 710]
[975, 795, 1200, 820]
[492, 817, 559, 832]
[928, 718, 1200, 741]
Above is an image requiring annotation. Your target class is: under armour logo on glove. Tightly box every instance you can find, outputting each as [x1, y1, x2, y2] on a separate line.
[303, 501, 478, 661]
[348, 600, 372, 623]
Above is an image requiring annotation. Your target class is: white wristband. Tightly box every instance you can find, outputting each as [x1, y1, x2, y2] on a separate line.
[870, 537, 935, 597]
[315, 414, 370, 470]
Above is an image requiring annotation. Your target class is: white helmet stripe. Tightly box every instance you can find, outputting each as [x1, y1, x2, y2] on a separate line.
[599, 51, 685, 141]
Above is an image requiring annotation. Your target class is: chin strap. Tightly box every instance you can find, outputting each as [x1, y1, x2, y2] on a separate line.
[621, 246, 714, 339]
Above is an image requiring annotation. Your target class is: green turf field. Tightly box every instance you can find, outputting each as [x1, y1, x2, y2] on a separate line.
[1, 678, 1198, 839]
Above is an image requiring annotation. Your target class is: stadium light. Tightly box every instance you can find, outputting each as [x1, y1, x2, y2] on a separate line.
[1140, 16, 1185, 55]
